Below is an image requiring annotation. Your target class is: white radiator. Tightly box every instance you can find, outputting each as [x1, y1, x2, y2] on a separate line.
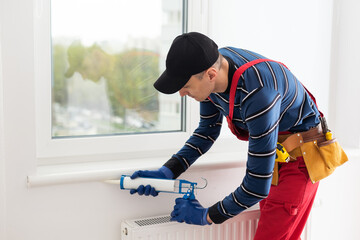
[121, 209, 260, 240]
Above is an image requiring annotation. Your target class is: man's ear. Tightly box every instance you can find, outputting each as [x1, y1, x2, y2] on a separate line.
[207, 67, 218, 82]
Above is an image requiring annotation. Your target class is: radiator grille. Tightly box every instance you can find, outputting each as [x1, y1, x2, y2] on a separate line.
[121, 209, 261, 240]
[134, 216, 172, 227]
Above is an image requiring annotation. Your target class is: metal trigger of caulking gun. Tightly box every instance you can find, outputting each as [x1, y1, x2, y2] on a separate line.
[183, 177, 208, 200]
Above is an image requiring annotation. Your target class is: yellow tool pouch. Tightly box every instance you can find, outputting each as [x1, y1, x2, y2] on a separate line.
[273, 122, 348, 185]
[301, 138, 348, 183]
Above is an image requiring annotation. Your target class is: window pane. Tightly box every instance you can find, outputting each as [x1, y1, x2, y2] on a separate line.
[51, 0, 185, 137]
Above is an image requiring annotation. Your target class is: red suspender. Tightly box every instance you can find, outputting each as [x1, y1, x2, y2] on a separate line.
[228, 59, 287, 121]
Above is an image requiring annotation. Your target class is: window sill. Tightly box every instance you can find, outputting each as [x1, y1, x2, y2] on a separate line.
[27, 150, 247, 187]
[27, 143, 359, 188]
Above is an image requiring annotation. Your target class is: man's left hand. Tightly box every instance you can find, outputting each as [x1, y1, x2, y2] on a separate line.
[170, 198, 211, 225]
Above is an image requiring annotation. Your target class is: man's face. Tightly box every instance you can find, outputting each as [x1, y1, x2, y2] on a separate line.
[178, 73, 215, 102]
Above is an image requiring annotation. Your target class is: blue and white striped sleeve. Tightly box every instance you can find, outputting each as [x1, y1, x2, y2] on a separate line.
[208, 87, 282, 223]
[163, 99, 224, 178]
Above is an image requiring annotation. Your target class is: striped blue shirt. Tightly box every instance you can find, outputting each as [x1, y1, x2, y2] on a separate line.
[163, 47, 321, 224]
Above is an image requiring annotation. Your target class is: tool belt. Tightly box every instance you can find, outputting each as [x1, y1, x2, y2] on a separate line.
[272, 123, 348, 185]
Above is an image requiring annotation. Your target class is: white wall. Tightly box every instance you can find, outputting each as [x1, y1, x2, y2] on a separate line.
[328, 0, 360, 148]
[0, 0, 7, 236]
[0, 0, 359, 240]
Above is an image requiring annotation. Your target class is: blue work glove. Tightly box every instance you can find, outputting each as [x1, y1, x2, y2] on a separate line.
[129, 166, 174, 197]
[170, 198, 211, 225]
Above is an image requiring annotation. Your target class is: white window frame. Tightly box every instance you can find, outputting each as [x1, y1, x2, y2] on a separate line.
[27, 0, 245, 187]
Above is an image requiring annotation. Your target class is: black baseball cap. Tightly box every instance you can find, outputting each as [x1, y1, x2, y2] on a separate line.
[154, 32, 219, 94]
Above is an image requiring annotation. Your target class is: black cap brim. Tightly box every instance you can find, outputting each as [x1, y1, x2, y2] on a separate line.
[154, 69, 190, 94]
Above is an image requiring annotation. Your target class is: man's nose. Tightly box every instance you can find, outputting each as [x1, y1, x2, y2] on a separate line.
[179, 89, 187, 97]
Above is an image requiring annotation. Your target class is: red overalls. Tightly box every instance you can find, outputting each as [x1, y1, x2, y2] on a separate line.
[223, 59, 319, 240]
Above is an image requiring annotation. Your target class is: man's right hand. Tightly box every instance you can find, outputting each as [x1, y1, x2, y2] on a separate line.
[129, 166, 174, 197]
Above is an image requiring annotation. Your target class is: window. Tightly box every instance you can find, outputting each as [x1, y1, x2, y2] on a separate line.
[35, 0, 192, 161]
[51, 0, 186, 138]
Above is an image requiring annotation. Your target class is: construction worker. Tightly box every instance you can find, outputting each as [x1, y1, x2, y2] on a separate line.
[129, 32, 347, 239]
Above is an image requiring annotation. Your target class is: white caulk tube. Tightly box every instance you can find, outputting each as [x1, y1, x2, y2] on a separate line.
[119, 175, 196, 195]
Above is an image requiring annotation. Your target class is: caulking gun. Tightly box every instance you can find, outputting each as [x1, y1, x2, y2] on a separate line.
[106, 175, 207, 199]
